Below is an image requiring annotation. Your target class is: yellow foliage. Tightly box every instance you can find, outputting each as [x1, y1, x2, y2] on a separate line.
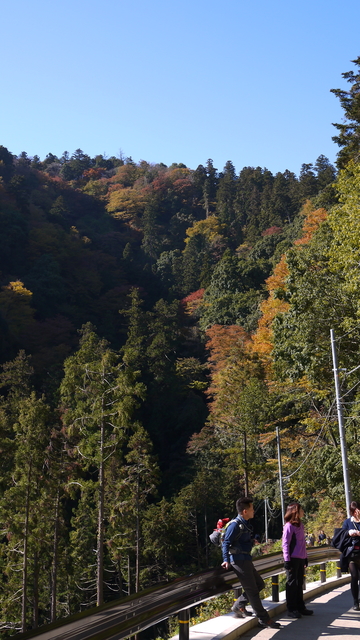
[184, 215, 224, 245]
[107, 187, 145, 221]
[82, 179, 108, 198]
[0, 280, 35, 338]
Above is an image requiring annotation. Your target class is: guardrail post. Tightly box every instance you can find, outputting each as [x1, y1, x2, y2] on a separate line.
[272, 575, 279, 602]
[178, 609, 190, 640]
[233, 586, 242, 607]
[337, 560, 342, 578]
[320, 562, 326, 583]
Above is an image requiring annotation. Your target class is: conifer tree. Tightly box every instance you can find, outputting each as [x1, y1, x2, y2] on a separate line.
[331, 56, 360, 168]
[112, 425, 159, 593]
[0, 392, 51, 633]
[60, 323, 145, 606]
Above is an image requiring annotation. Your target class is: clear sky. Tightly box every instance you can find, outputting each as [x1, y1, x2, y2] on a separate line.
[1, 0, 359, 176]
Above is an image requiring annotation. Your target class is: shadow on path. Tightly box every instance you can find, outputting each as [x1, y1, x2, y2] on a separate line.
[242, 584, 360, 639]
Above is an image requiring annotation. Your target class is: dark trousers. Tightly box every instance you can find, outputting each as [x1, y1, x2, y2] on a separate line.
[285, 558, 305, 612]
[231, 558, 269, 622]
[349, 557, 360, 602]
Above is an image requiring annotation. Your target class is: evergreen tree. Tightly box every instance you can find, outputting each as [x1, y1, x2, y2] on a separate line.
[60, 323, 145, 606]
[216, 161, 237, 229]
[331, 56, 360, 168]
[298, 163, 318, 200]
[113, 426, 159, 592]
[0, 393, 51, 633]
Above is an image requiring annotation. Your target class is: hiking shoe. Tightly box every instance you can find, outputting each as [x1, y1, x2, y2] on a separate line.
[239, 606, 253, 616]
[258, 619, 281, 629]
[300, 608, 313, 616]
[288, 610, 302, 618]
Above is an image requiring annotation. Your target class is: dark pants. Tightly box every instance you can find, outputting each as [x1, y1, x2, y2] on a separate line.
[349, 557, 360, 602]
[231, 558, 269, 622]
[285, 558, 305, 612]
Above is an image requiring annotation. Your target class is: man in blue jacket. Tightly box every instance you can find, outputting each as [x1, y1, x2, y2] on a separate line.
[222, 496, 281, 629]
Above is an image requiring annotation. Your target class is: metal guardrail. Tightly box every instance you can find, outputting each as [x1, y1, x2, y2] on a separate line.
[13, 546, 341, 640]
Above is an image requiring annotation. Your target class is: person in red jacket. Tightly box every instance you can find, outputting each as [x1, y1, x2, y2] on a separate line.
[282, 502, 313, 618]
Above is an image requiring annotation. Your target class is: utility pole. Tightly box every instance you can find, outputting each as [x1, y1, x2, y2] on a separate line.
[330, 329, 352, 516]
[264, 498, 268, 543]
[276, 426, 285, 525]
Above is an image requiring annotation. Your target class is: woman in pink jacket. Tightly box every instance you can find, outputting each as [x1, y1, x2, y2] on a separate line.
[282, 502, 313, 618]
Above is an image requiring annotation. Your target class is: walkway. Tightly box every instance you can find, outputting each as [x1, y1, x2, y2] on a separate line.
[172, 575, 357, 640]
[243, 583, 359, 639]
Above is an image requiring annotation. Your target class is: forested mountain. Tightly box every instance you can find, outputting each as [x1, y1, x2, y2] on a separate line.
[0, 56, 359, 636]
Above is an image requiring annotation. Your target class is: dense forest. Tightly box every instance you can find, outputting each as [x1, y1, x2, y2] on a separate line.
[1, 57, 360, 635]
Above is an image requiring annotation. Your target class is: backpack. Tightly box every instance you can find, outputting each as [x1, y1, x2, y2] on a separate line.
[209, 518, 230, 547]
[209, 516, 244, 549]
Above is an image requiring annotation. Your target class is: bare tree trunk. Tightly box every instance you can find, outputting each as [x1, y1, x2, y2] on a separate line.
[135, 478, 140, 593]
[204, 505, 209, 568]
[22, 461, 32, 633]
[51, 487, 60, 622]
[97, 415, 105, 606]
[117, 558, 123, 596]
[127, 555, 131, 595]
[243, 432, 249, 497]
[33, 551, 39, 628]
[194, 509, 201, 570]
[134, 487, 140, 640]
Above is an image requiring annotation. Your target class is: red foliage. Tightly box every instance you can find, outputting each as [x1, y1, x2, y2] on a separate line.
[182, 289, 205, 304]
[261, 226, 283, 237]
[181, 289, 205, 315]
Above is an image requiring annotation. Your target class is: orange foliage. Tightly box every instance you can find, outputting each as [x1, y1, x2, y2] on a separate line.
[252, 202, 328, 363]
[83, 167, 106, 180]
[205, 324, 262, 412]
[295, 202, 327, 246]
[252, 255, 290, 358]
[206, 324, 251, 374]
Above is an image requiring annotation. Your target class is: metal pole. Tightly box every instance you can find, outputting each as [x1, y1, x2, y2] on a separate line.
[178, 609, 189, 640]
[264, 498, 268, 543]
[276, 426, 285, 525]
[330, 329, 352, 516]
[320, 563, 326, 584]
[271, 575, 279, 602]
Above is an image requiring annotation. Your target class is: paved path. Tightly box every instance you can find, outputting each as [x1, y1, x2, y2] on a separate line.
[241, 583, 359, 640]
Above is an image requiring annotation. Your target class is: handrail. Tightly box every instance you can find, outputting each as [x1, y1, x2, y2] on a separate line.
[13, 546, 340, 640]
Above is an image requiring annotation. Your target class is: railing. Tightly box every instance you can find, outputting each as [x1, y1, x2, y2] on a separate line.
[14, 546, 341, 640]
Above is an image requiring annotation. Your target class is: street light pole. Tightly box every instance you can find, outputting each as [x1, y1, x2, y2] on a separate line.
[330, 328, 352, 517]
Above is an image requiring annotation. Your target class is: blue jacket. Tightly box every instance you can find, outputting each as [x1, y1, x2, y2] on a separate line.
[222, 515, 253, 564]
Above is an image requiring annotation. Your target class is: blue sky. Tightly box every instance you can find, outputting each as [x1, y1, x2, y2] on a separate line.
[1, 0, 359, 176]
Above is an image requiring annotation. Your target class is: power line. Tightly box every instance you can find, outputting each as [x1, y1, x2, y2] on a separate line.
[282, 400, 335, 480]
[335, 323, 360, 341]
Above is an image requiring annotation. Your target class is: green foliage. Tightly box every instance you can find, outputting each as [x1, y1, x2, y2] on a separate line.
[0, 136, 349, 634]
[331, 56, 360, 169]
[199, 250, 268, 331]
